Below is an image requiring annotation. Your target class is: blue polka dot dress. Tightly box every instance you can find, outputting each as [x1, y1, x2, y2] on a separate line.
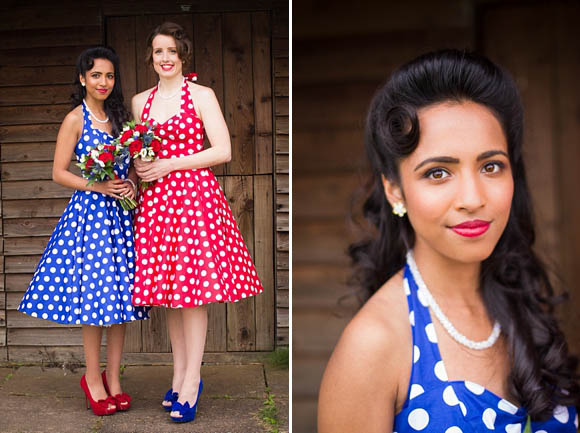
[394, 255, 578, 432]
[18, 102, 149, 326]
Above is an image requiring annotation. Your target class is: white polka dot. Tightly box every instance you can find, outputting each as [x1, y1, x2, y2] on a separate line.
[416, 288, 428, 307]
[443, 385, 459, 406]
[482, 408, 496, 429]
[403, 278, 410, 295]
[409, 311, 415, 326]
[498, 399, 518, 415]
[553, 405, 569, 423]
[505, 423, 521, 433]
[413, 345, 420, 363]
[408, 408, 429, 430]
[409, 384, 424, 400]
[434, 360, 448, 381]
[465, 381, 484, 395]
[444, 428, 462, 433]
[425, 323, 437, 343]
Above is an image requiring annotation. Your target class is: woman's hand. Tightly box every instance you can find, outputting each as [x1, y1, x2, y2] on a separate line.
[136, 158, 174, 183]
[94, 179, 129, 199]
[120, 180, 136, 201]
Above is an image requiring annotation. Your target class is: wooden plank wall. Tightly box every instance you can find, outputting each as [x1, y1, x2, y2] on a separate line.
[0, 0, 288, 364]
[292, 1, 580, 432]
[273, 5, 289, 346]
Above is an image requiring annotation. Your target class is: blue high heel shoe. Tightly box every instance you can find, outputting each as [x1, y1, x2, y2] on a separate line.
[170, 380, 204, 423]
[162, 388, 178, 412]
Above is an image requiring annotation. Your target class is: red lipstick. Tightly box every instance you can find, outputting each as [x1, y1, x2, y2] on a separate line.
[97, 88, 108, 94]
[451, 219, 490, 238]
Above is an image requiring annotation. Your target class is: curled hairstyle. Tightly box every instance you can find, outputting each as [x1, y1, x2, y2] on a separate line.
[349, 49, 579, 418]
[71, 46, 130, 137]
[145, 21, 193, 66]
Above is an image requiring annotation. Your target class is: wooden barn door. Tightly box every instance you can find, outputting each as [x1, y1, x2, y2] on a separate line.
[106, 12, 275, 356]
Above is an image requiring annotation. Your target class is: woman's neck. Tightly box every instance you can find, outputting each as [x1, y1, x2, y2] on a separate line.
[412, 243, 483, 308]
[83, 95, 106, 116]
[158, 74, 184, 93]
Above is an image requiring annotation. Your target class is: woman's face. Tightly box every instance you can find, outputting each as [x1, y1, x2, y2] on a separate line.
[80, 58, 115, 102]
[391, 101, 514, 265]
[152, 34, 183, 79]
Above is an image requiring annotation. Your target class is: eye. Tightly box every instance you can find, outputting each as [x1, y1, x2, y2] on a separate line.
[481, 162, 504, 174]
[425, 168, 450, 180]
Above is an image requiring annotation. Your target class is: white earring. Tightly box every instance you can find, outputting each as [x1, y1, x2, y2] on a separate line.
[392, 202, 407, 217]
[81, 82, 85, 87]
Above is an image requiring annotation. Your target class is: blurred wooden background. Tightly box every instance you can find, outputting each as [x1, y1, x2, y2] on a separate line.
[293, 1, 580, 431]
[0, 0, 288, 363]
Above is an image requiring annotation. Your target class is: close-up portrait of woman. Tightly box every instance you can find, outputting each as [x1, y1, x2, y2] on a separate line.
[318, 49, 579, 432]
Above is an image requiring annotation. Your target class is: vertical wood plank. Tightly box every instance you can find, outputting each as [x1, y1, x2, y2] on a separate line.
[194, 13, 226, 175]
[254, 175, 274, 350]
[141, 307, 171, 353]
[136, 15, 163, 94]
[252, 12, 273, 174]
[223, 13, 255, 175]
[225, 175, 256, 351]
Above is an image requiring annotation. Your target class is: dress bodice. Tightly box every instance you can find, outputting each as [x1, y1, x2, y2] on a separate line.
[140, 74, 205, 160]
[393, 255, 578, 432]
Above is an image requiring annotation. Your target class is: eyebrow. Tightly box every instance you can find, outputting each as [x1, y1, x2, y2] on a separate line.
[413, 150, 509, 171]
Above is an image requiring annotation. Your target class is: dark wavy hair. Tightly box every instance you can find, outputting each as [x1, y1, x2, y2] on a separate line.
[348, 49, 579, 419]
[71, 46, 130, 137]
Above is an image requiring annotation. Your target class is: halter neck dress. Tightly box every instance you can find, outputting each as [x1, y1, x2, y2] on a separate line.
[394, 257, 578, 432]
[18, 101, 149, 326]
[132, 74, 264, 308]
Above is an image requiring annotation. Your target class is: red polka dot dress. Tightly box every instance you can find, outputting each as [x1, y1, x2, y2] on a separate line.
[132, 75, 264, 308]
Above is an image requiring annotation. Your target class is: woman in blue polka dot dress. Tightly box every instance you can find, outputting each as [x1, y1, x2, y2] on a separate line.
[319, 50, 579, 432]
[18, 47, 149, 416]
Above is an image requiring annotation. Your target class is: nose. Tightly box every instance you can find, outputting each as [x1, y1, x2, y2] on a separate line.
[455, 171, 486, 212]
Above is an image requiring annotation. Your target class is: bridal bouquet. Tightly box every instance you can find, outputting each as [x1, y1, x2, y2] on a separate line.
[116, 120, 162, 191]
[76, 142, 138, 210]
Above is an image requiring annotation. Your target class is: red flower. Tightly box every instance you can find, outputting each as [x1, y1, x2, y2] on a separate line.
[120, 129, 133, 144]
[135, 124, 148, 135]
[86, 158, 95, 169]
[153, 127, 161, 137]
[99, 153, 113, 163]
[151, 139, 162, 154]
[129, 140, 143, 156]
[105, 145, 116, 153]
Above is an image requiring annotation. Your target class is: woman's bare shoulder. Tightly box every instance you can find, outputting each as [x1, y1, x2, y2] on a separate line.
[61, 105, 83, 130]
[132, 87, 155, 105]
[341, 270, 409, 357]
[318, 270, 411, 432]
[187, 81, 215, 100]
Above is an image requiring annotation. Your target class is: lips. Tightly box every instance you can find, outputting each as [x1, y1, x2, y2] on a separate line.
[97, 89, 108, 94]
[450, 219, 491, 238]
[161, 64, 174, 71]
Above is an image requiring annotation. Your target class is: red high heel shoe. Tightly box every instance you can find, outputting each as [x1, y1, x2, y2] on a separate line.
[101, 370, 131, 411]
[80, 375, 117, 416]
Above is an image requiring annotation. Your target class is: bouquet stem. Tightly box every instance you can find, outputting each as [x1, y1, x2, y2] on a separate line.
[119, 196, 138, 211]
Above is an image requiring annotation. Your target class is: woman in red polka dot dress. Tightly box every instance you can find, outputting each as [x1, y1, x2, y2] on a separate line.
[131, 22, 263, 423]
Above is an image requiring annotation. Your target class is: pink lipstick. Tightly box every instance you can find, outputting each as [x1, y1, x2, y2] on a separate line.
[97, 88, 108, 94]
[451, 219, 490, 238]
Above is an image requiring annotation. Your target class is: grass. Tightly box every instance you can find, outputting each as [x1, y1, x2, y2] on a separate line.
[266, 347, 289, 369]
[259, 387, 280, 433]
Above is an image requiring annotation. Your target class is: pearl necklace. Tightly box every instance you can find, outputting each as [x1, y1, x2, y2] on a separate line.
[157, 79, 183, 99]
[83, 100, 109, 123]
[406, 251, 501, 350]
